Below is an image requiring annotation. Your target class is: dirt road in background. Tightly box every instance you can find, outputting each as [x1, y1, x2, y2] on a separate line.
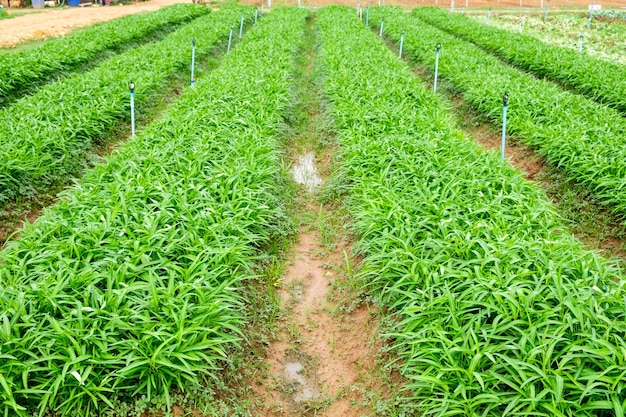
[0, 0, 187, 47]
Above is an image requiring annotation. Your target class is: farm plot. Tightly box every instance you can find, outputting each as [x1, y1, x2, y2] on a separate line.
[318, 6, 626, 416]
[0, 6, 252, 217]
[372, 7, 626, 231]
[477, 12, 626, 65]
[0, 7, 307, 417]
[417, 7, 626, 114]
[597, 10, 626, 21]
[0, 4, 209, 107]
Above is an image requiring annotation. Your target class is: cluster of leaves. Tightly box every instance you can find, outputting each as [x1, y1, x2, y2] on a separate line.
[415, 7, 626, 114]
[372, 7, 626, 230]
[0, 7, 308, 417]
[0, 6, 253, 213]
[318, 6, 626, 416]
[0, 9, 10, 20]
[0, 4, 208, 106]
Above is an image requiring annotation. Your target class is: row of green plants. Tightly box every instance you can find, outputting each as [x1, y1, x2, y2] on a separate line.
[415, 7, 626, 114]
[0, 6, 252, 214]
[478, 13, 626, 66]
[317, 6, 626, 416]
[596, 10, 626, 21]
[0, 4, 208, 106]
[0, 7, 307, 416]
[371, 7, 626, 230]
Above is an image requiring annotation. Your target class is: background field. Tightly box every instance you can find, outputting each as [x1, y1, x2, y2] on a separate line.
[241, 0, 626, 8]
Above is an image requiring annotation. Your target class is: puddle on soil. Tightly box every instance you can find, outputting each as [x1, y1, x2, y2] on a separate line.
[284, 361, 320, 403]
[293, 152, 322, 191]
[294, 284, 304, 301]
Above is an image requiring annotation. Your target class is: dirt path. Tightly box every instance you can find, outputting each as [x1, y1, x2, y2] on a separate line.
[250, 16, 391, 416]
[0, 0, 187, 47]
[253, 224, 383, 416]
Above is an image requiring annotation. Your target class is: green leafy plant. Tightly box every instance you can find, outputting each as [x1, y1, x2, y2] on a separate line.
[0, 6, 253, 213]
[0, 7, 308, 416]
[415, 7, 626, 114]
[0, 4, 208, 105]
[318, 6, 626, 416]
[373, 7, 626, 234]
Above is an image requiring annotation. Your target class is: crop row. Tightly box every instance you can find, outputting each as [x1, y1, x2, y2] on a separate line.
[416, 7, 626, 114]
[0, 6, 253, 213]
[371, 7, 626, 229]
[0, 7, 307, 416]
[0, 4, 208, 106]
[317, 6, 626, 416]
[597, 10, 626, 21]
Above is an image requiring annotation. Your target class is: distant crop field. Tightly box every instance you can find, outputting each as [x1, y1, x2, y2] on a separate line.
[241, 0, 626, 8]
[478, 12, 626, 64]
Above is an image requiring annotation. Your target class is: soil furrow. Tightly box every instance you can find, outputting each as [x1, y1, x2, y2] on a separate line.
[250, 15, 390, 416]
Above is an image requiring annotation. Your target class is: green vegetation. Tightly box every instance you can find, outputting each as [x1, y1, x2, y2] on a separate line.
[3, 4, 626, 416]
[479, 12, 626, 65]
[0, 7, 307, 416]
[318, 6, 626, 416]
[0, 9, 10, 20]
[416, 7, 626, 114]
[373, 7, 626, 232]
[0, 4, 208, 105]
[0, 6, 252, 214]
[446, 86, 626, 260]
[597, 10, 626, 21]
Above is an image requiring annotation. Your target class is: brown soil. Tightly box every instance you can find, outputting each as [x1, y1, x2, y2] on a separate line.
[0, 205, 45, 245]
[596, 16, 626, 24]
[0, 0, 187, 48]
[250, 19, 390, 408]
[250, 200, 386, 416]
[466, 107, 545, 182]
